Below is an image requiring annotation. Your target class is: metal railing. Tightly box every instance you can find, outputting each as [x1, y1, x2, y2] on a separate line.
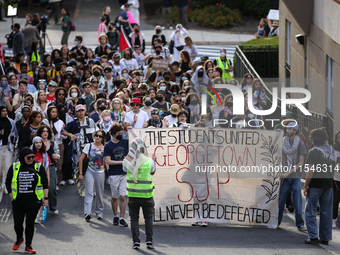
[234, 46, 330, 149]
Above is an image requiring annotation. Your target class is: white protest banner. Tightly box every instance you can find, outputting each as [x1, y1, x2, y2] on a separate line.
[268, 9, 279, 20]
[152, 59, 169, 72]
[129, 128, 283, 228]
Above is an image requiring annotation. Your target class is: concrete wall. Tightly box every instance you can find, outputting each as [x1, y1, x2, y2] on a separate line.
[279, 0, 340, 133]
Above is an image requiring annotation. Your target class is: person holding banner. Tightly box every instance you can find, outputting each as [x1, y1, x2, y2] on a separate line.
[278, 122, 307, 231]
[123, 137, 157, 250]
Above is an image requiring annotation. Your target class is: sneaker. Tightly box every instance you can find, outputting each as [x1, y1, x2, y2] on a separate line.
[319, 239, 329, 245]
[97, 215, 103, 220]
[119, 218, 128, 227]
[305, 238, 319, 245]
[146, 241, 154, 249]
[191, 221, 201, 226]
[169, 26, 173, 29]
[67, 179, 75, 185]
[59, 180, 66, 186]
[297, 226, 307, 232]
[25, 246, 37, 254]
[56, 185, 59, 191]
[12, 238, 23, 250]
[132, 242, 140, 249]
[85, 214, 91, 222]
[201, 221, 208, 227]
[113, 216, 119, 225]
[333, 219, 337, 228]
[52, 209, 59, 215]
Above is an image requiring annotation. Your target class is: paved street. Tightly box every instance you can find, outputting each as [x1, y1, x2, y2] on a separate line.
[0, 182, 339, 255]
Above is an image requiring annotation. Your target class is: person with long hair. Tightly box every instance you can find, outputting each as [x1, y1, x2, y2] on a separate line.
[170, 24, 188, 62]
[79, 129, 106, 221]
[98, 16, 109, 42]
[179, 49, 192, 73]
[60, 8, 71, 46]
[251, 78, 267, 110]
[18, 111, 43, 151]
[51, 49, 62, 62]
[5, 147, 48, 254]
[204, 60, 214, 71]
[239, 73, 253, 91]
[102, 6, 111, 27]
[37, 125, 60, 214]
[84, 49, 95, 63]
[12, 53, 25, 73]
[34, 67, 48, 86]
[183, 36, 198, 62]
[35, 90, 49, 117]
[27, 42, 40, 65]
[42, 105, 66, 186]
[110, 98, 126, 125]
[60, 45, 70, 62]
[184, 92, 201, 124]
[255, 18, 267, 38]
[33, 79, 47, 101]
[129, 24, 145, 53]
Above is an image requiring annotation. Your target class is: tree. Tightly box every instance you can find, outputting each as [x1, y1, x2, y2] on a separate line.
[0, 0, 18, 9]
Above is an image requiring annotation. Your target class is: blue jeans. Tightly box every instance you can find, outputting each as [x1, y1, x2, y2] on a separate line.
[278, 178, 304, 227]
[305, 187, 333, 241]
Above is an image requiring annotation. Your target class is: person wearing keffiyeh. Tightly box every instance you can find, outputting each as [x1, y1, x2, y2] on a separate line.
[123, 137, 157, 250]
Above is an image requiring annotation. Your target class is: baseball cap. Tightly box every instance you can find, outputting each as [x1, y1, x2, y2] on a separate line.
[113, 53, 120, 58]
[66, 67, 73, 73]
[286, 122, 299, 130]
[48, 81, 57, 87]
[75, 105, 86, 112]
[201, 55, 209, 61]
[170, 104, 180, 115]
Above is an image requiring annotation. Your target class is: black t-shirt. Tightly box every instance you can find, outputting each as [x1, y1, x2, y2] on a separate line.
[103, 14, 110, 26]
[95, 45, 111, 57]
[70, 45, 87, 57]
[0, 118, 11, 146]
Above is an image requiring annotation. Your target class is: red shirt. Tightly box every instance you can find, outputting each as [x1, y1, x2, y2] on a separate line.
[34, 151, 51, 165]
[46, 94, 55, 103]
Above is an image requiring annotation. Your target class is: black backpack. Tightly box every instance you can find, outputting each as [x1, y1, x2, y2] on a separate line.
[5, 32, 15, 48]
[114, 15, 121, 31]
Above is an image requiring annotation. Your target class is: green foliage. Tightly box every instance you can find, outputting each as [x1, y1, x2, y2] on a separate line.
[172, 6, 179, 24]
[237, 37, 279, 78]
[212, 16, 228, 28]
[0, 0, 18, 8]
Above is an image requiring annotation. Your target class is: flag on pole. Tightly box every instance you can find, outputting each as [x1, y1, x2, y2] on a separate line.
[119, 26, 132, 57]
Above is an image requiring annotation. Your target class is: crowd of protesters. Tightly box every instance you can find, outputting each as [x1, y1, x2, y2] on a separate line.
[0, 2, 338, 252]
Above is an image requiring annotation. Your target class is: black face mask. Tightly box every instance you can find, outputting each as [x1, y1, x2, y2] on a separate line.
[191, 100, 198, 105]
[99, 106, 106, 112]
[4, 62, 10, 68]
[164, 76, 171, 81]
[94, 71, 100, 77]
[156, 96, 163, 102]
[155, 50, 161, 55]
[156, 29, 161, 34]
[134, 29, 139, 33]
[116, 134, 123, 140]
[226, 102, 233, 107]
[151, 118, 161, 127]
[55, 65, 61, 71]
[198, 72, 203, 77]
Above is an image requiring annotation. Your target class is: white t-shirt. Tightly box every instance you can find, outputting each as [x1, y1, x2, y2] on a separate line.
[111, 62, 126, 76]
[120, 58, 139, 71]
[164, 115, 178, 127]
[124, 110, 149, 128]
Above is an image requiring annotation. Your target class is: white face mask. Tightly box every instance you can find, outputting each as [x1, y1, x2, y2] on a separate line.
[181, 97, 186, 102]
[122, 73, 129, 78]
[184, 86, 189, 90]
[220, 53, 226, 58]
[71, 92, 78, 98]
[160, 86, 166, 90]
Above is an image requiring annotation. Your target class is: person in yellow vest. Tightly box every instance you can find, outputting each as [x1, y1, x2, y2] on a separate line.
[5, 147, 49, 254]
[123, 138, 157, 250]
[213, 48, 233, 82]
[48, 58, 63, 79]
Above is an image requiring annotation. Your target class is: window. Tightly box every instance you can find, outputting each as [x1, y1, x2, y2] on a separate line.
[286, 21, 291, 66]
[327, 56, 334, 114]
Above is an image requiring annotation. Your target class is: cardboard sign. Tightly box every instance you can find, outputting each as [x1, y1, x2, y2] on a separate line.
[268, 9, 279, 20]
[129, 128, 283, 228]
[152, 59, 169, 72]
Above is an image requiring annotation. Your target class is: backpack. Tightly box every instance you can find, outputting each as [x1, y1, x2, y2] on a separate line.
[114, 15, 120, 31]
[5, 32, 15, 48]
[69, 20, 76, 31]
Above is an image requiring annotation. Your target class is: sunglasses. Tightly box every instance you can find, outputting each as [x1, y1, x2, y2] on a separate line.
[92, 81, 99, 83]
[48, 85, 56, 87]
[130, 103, 139, 107]
[151, 110, 159, 114]
[132, 81, 138, 84]
[58, 93, 65, 96]
[26, 155, 35, 160]
[175, 100, 181, 103]
[95, 134, 103, 138]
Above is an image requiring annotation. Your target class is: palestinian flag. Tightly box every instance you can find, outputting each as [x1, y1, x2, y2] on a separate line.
[119, 26, 132, 57]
